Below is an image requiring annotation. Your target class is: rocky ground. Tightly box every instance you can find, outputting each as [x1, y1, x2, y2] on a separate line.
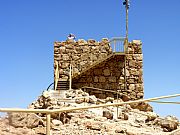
[0, 89, 179, 135]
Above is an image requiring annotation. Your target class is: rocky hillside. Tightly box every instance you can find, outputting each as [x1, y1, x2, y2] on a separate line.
[0, 89, 179, 135]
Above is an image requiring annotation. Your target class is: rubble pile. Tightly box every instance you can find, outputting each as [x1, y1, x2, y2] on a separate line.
[0, 89, 179, 135]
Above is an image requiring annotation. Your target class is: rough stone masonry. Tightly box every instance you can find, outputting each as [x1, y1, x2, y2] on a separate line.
[54, 38, 143, 101]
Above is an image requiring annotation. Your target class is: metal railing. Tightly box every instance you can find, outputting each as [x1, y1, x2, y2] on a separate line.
[0, 93, 179, 135]
[54, 61, 59, 91]
[109, 37, 126, 52]
[69, 64, 72, 90]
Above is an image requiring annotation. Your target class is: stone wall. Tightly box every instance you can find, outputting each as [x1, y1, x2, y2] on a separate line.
[54, 38, 143, 100]
[72, 55, 124, 99]
[54, 38, 112, 80]
[126, 40, 144, 100]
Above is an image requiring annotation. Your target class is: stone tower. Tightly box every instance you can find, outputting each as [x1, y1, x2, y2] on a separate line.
[54, 38, 143, 101]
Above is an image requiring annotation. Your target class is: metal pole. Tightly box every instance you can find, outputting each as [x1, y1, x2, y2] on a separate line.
[123, 0, 129, 92]
[125, 3, 129, 40]
[46, 113, 51, 135]
[116, 90, 119, 119]
[69, 64, 72, 90]
[123, 0, 129, 40]
[124, 54, 127, 91]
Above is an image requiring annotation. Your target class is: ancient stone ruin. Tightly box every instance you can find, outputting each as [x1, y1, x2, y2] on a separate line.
[0, 38, 179, 135]
[54, 38, 143, 101]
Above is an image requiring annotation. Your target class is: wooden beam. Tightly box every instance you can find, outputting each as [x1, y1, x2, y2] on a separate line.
[46, 113, 51, 135]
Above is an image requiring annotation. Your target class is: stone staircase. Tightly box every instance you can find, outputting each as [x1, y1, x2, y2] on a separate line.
[72, 53, 124, 79]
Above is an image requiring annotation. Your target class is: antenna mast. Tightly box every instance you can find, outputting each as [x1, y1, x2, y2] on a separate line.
[122, 0, 130, 92]
[123, 0, 130, 40]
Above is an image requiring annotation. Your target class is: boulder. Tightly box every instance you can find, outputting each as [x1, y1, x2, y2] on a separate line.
[75, 97, 84, 104]
[145, 112, 158, 122]
[130, 102, 153, 112]
[34, 125, 46, 134]
[8, 113, 43, 128]
[84, 120, 102, 131]
[118, 112, 128, 120]
[157, 115, 179, 132]
[105, 97, 114, 103]
[103, 110, 113, 119]
[121, 95, 130, 102]
[115, 126, 126, 133]
[60, 112, 71, 124]
[52, 119, 62, 126]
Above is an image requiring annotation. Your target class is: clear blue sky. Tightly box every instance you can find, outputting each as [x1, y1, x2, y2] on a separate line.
[0, 0, 179, 118]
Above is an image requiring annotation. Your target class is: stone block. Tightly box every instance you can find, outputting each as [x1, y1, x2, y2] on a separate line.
[120, 84, 125, 90]
[72, 55, 79, 60]
[137, 61, 143, 68]
[122, 69, 130, 76]
[90, 54, 98, 61]
[94, 76, 99, 82]
[98, 53, 108, 60]
[126, 55, 133, 60]
[81, 53, 89, 61]
[78, 39, 88, 45]
[117, 62, 124, 68]
[99, 76, 106, 83]
[104, 83, 110, 89]
[128, 60, 136, 67]
[94, 69, 102, 75]
[129, 69, 139, 76]
[133, 54, 143, 61]
[127, 78, 135, 83]
[81, 46, 89, 52]
[62, 54, 70, 61]
[61, 63, 69, 69]
[101, 38, 109, 43]
[138, 76, 143, 83]
[80, 61, 86, 66]
[59, 46, 66, 53]
[135, 84, 143, 91]
[128, 84, 135, 90]
[127, 47, 134, 54]
[79, 78, 86, 83]
[109, 76, 116, 83]
[137, 92, 144, 98]
[54, 48, 59, 54]
[87, 39, 96, 45]
[87, 77, 93, 83]
[103, 69, 111, 76]
[132, 40, 142, 45]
